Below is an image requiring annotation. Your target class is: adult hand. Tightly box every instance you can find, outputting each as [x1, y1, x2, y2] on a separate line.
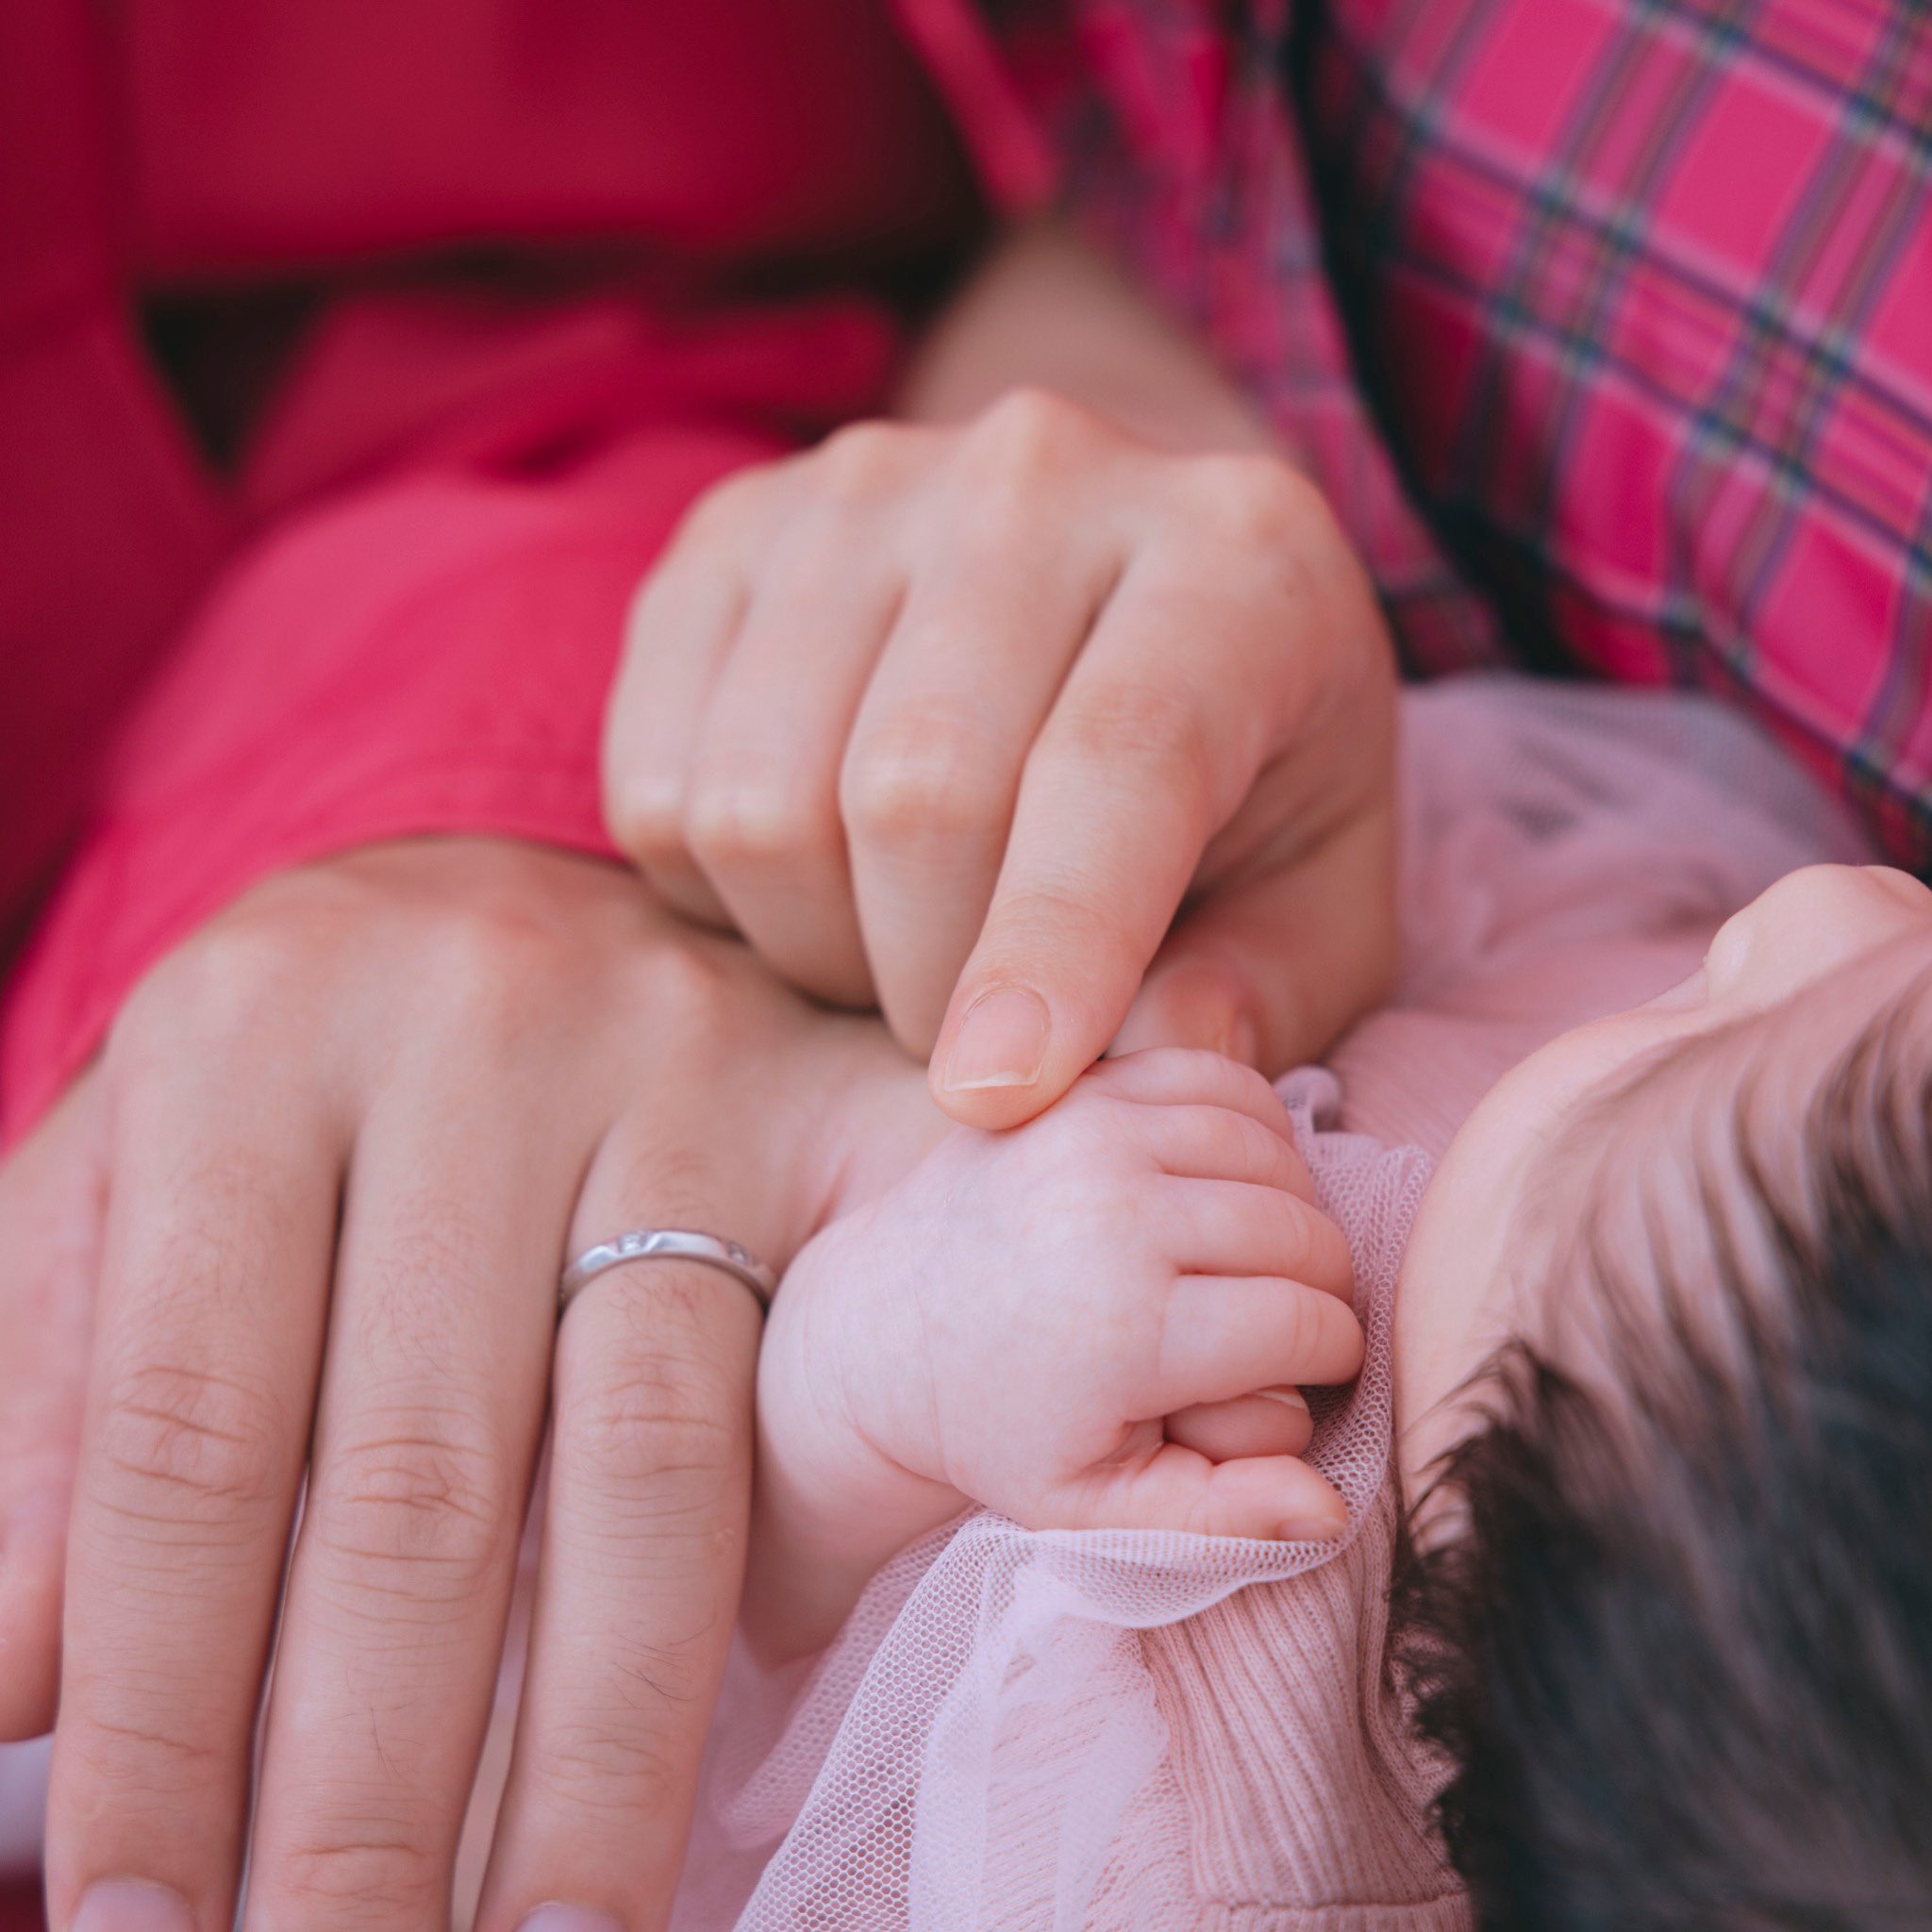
[603, 388, 1400, 1131]
[0, 838, 927, 1932]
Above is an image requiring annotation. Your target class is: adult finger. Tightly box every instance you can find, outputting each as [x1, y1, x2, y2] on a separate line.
[604, 464, 797, 928]
[681, 523, 906, 1007]
[0, 1074, 108, 1742]
[43, 1058, 341, 1932]
[1111, 798, 1401, 1075]
[242, 1092, 570, 1932]
[927, 545, 1285, 1127]
[840, 504, 1120, 1052]
[474, 1151, 764, 1932]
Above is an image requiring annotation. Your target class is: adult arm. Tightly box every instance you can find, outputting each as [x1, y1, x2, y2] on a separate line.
[604, 219, 1403, 1131]
[0, 284, 904, 1932]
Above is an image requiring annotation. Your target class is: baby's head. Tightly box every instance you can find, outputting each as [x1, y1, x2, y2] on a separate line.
[1392, 863, 1932, 1927]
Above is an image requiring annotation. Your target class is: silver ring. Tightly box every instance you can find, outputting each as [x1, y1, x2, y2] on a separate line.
[558, 1228, 777, 1319]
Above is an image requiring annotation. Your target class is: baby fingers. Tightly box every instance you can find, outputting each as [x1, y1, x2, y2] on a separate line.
[1060, 1442, 1347, 1542]
[1166, 1388, 1313, 1462]
[1156, 1175, 1354, 1298]
[1141, 1101, 1314, 1197]
[1087, 1045, 1295, 1138]
[1154, 1274, 1365, 1409]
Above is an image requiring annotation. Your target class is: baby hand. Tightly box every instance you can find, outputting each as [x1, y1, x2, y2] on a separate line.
[750, 1049, 1363, 1655]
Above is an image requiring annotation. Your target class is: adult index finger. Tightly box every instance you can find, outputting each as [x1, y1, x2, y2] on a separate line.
[926, 545, 1290, 1127]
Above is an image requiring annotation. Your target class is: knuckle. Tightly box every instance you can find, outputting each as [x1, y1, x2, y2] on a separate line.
[952, 390, 1100, 533]
[675, 463, 774, 549]
[112, 919, 306, 1066]
[811, 420, 906, 505]
[683, 772, 823, 869]
[533, 1721, 688, 1821]
[972, 387, 1091, 474]
[274, 1828, 439, 1923]
[532, 1639, 718, 1810]
[603, 761, 687, 868]
[1186, 452, 1324, 547]
[93, 1357, 284, 1522]
[311, 1407, 515, 1590]
[413, 902, 571, 1049]
[559, 1316, 748, 1501]
[841, 714, 1006, 852]
[623, 935, 741, 1053]
[68, 1710, 224, 1793]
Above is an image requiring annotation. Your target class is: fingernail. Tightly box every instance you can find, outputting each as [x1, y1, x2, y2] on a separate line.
[72, 1881, 195, 1932]
[1277, 1508, 1347, 1543]
[1255, 1387, 1309, 1412]
[941, 986, 1051, 1092]
[516, 1907, 625, 1932]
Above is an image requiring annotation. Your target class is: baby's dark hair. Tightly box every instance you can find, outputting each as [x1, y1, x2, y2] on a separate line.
[1395, 1008, 1932, 1929]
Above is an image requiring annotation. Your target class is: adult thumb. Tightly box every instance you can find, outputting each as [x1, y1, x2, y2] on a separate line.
[1110, 805, 1401, 1076]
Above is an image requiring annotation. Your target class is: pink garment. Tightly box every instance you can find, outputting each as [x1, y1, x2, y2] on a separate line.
[0, 0, 976, 1146]
[672, 677, 1872, 1932]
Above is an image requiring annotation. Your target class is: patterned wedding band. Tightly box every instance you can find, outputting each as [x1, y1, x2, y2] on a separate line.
[558, 1228, 778, 1319]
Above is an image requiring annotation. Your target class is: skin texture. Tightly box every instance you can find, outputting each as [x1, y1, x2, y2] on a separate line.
[0, 839, 947, 1932]
[603, 229, 1401, 1133]
[747, 1048, 1364, 1659]
[1393, 863, 1932, 1507]
[0, 844, 1348, 1932]
[0, 223, 1406, 1931]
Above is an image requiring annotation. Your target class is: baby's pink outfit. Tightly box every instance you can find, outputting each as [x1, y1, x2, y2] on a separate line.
[673, 677, 1870, 1932]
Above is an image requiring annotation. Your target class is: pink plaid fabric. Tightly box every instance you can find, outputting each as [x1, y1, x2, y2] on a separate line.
[933, 0, 1932, 864]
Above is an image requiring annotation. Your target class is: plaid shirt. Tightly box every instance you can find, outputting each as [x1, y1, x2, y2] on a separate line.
[953, 0, 1932, 863]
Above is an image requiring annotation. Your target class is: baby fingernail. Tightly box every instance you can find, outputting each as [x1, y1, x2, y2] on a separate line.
[72, 1881, 195, 1932]
[1255, 1388, 1309, 1412]
[1278, 1508, 1346, 1542]
[516, 1907, 625, 1932]
[942, 986, 1050, 1091]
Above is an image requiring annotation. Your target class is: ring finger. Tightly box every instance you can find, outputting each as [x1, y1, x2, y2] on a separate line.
[473, 1143, 766, 1932]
